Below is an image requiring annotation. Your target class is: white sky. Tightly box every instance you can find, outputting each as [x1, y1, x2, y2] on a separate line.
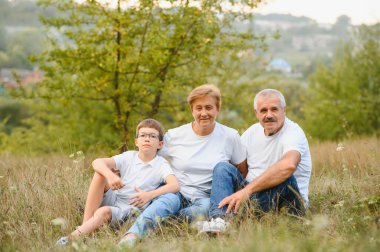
[254, 0, 380, 25]
[89, 0, 380, 25]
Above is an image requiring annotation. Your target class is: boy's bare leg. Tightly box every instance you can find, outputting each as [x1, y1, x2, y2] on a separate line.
[83, 172, 109, 223]
[71, 206, 112, 237]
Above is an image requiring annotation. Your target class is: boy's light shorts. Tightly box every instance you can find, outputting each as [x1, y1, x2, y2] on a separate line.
[100, 189, 140, 227]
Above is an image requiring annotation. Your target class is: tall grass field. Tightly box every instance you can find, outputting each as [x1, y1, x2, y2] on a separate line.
[1, 138, 379, 251]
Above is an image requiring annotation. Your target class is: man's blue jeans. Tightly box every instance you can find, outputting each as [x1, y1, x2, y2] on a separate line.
[209, 162, 305, 218]
[127, 192, 210, 237]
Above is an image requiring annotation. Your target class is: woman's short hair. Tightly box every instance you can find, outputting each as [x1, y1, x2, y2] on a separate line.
[187, 84, 221, 109]
[136, 118, 165, 141]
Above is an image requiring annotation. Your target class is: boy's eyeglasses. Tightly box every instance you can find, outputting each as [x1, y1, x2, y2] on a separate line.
[137, 133, 160, 140]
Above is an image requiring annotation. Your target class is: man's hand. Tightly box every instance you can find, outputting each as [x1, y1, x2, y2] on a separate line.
[107, 173, 125, 190]
[130, 187, 154, 208]
[218, 188, 251, 213]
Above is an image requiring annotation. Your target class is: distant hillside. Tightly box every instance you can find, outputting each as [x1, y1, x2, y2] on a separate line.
[0, 1, 374, 79]
[245, 13, 356, 78]
[0, 0, 57, 27]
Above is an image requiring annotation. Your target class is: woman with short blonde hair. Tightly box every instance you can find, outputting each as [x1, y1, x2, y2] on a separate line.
[121, 84, 247, 243]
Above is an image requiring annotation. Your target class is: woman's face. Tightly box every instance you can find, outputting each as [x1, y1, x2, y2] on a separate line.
[191, 96, 219, 132]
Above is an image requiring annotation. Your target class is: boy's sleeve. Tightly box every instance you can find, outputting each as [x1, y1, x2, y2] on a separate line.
[112, 151, 129, 172]
[159, 160, 175, 184]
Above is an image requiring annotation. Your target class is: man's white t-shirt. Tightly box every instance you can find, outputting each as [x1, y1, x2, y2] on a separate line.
[160, 122, 246, 201]
[112, 151, 174, 209]
[241, 118, 312, 206]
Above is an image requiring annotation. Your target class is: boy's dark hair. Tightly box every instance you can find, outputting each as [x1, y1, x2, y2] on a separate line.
[135, 119, 165, 141]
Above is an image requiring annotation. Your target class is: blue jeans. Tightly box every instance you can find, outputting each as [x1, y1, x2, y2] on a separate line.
[209, 162, 305, 218]
[127, 193, 180, 238]
[127, 192, 210, 237]
[177, 193, 210, 222]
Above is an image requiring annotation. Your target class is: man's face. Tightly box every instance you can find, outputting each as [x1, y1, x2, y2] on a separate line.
[255, 95, 286, 136]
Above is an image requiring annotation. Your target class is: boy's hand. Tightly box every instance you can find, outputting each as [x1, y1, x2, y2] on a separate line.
[107, 173, 125, 190]
[130, 187, 154, 208]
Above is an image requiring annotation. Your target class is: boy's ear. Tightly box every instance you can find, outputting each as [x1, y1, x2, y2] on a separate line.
[157, 140, 164, 149]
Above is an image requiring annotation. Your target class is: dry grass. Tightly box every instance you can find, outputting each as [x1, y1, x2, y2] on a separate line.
[0, 138, 379, 251]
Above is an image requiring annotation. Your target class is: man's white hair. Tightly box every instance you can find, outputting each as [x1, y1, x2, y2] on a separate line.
[253, 89, 286, 110]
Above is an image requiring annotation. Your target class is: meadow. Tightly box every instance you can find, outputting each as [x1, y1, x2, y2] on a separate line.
[0, 137, 379, 251]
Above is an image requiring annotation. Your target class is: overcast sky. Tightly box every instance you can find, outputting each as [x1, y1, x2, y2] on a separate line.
[254, 0, 380, 25]
[93, 0, 380, 25]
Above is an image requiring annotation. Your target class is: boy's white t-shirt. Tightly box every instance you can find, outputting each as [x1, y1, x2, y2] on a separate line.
[160, 122, 246, 200]
[112, 151, 174, 209]
[241, 118, 312, 206]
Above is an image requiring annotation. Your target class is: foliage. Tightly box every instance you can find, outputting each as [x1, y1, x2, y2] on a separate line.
[0, 97, 31, 134]
[0, 93, 120, 154]
[304, 24, 380, 140]
[21, 0, 262, 151]
[3, 1, 378, 153]
[0, 0, 54, 69]
[0, 0, 57, 26]
[216, 73, 309, 136]
[0, 28, 47, 69]
[0, 137, 379, 251]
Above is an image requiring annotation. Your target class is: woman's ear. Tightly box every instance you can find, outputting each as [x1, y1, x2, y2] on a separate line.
[134, 138, 139, 148]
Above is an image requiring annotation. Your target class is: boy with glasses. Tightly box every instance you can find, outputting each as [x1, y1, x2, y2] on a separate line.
[56, 119, 179, 246]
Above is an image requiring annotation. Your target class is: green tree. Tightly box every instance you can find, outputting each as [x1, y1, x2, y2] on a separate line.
[1, 0, 41, 26]
[0, 22, 6, 51]
[1, 28, 46, 69]
[27, 0, 262, 150]
[331, 15, 351, 37]
[304, 24, 380, 140]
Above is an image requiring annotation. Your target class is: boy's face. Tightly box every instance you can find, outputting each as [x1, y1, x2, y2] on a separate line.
[135, 127, 163, 154]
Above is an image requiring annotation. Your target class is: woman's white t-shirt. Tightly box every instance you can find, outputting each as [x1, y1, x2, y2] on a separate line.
[160, 122, 246, 201]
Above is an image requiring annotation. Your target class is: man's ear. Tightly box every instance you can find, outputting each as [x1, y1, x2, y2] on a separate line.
[254, 108, 259, 119]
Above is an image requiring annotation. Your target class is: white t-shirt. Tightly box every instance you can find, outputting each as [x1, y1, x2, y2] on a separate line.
[112, 151, 174, 209]
[160, 122, 246, 200]
[241, 118, 312, 206]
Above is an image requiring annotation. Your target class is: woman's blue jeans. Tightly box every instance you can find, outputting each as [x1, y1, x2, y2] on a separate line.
[127, 192, 210, 237]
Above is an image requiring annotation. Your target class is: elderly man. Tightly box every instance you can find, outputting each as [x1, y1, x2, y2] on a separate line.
[199, 88, 312, 233]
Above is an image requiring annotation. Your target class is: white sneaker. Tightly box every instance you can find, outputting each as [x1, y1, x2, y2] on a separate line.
[197, 220, 212, 233]
[209, 217, 229, 233]
[118, 234, 137, 248]
[197, 218, 229, 233]
[55, 236, 69, 246]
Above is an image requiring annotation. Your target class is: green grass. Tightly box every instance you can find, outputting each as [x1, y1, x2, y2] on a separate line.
[0, 137, 379, 251]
